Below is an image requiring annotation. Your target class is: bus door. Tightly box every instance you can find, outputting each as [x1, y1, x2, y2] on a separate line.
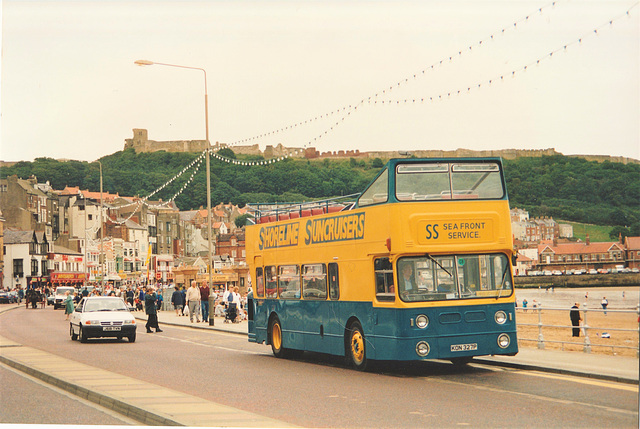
[301, 263, 331, 353]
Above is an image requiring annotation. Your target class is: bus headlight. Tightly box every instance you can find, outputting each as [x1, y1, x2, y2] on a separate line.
[416, 341, 430, 356]
[494, 311, 507, 325]
[497, 334, 510, 349]
[416, 315, 429, 329]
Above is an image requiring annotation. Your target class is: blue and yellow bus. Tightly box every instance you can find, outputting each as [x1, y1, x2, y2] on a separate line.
[246, 157, 517, 369]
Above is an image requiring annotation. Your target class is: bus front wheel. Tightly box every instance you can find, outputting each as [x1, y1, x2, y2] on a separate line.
[346, 321, 368, 371]
[269, 316, 287, 358]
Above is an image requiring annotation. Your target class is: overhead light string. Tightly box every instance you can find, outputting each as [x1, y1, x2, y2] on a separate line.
[370, 3, 638, 105]
[222, 1, 561, 154]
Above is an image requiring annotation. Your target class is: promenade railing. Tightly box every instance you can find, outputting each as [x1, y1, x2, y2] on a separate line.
[516, 304, 640, 357]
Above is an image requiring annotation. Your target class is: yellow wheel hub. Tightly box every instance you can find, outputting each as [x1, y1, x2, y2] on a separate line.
[350, 330, 365, 364]
[272, 323, 282, 350]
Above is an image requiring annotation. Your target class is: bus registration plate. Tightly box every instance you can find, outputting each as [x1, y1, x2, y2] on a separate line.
[103, 327, 121, 331]
[451, 343, 477, 352]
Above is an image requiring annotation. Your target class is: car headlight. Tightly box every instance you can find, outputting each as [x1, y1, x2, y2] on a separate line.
[416, 314, 429, 329]
[123, 319, 136, 325]
[85, 320, 100, 325]
[497, 334, 510, 349]
[416, 341, 430, 356]
[494, 311, 507, 325]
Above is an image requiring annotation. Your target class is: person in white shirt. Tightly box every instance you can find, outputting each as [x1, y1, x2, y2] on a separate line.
[185, 281, 201, 323]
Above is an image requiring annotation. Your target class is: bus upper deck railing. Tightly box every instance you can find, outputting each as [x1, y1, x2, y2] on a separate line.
[246, 194, 360, 224]
[515, 305, 640, 357]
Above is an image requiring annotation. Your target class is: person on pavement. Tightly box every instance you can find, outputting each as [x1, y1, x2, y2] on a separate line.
[145, 286, 163, 333]
[199, 282, 210, 323]
[185, 281, 201, 323]
[171, 285, 185, 316]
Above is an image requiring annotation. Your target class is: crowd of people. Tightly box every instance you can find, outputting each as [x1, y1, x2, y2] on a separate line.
[170, 281, 247, 323]
[5, 280, 250, 324]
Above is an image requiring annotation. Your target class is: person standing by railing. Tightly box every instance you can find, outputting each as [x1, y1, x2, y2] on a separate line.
[570, 303, 582, 337]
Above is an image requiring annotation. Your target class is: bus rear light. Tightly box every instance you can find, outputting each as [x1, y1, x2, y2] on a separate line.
[416, 341, 430, 356]
[497, 334, 510, 349]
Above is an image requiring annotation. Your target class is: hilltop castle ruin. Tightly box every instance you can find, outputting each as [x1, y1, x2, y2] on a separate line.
[123, 128, 638, 164]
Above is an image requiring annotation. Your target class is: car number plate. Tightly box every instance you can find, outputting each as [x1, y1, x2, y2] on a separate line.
[451, 343, 477, 352]
[103, 327, 121, 331]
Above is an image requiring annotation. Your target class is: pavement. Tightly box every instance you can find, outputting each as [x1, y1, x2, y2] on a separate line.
[0, 303, 638, 427]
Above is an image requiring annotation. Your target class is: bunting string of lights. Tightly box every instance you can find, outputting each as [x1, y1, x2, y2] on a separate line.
[142, 152, 206, 209]
[224, 1, 560, 152]
[369, 3, 638, 105]
[210, 99, 365, 165]
[369, 1, 560, 100]
[101, 149, 207, 225]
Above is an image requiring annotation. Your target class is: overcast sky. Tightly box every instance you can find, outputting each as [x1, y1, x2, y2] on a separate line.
[1, 0, 638, 163]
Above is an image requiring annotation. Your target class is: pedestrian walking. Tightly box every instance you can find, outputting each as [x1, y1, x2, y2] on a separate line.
[522, 298, 528, 313]
[570, 302, 582, 337]
[144, 286, 163, 333]
[171, 285, 184, 316]
[64, 291, 74, 320]
[185, 281, 201, 323]
[199, 282, 210, 322]
[601, 297, 608, 315]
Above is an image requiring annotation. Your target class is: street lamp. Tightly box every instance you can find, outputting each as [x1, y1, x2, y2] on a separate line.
[135, 59, 214, 323]
[97, 160, 105, 288]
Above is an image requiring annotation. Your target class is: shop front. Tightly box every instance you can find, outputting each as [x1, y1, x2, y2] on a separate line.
[50, 271, 86, 287]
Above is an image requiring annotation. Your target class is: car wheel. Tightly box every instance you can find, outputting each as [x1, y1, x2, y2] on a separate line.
[70, 324, 78, 341]
[79, 325, 88, 343]
[128, 332, 136, 343]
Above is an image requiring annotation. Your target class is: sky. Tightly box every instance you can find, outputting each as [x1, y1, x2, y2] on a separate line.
[1, 0, 638, 163]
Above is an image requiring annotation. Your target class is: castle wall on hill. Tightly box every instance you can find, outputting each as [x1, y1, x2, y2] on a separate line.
[124, 129, 208, 154]
[122, 129, 639, 164]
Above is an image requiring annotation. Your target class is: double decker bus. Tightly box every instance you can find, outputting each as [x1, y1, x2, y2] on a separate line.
[246, 157, 518, 370]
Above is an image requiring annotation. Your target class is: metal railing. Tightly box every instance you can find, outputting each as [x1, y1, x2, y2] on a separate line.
[516, 304, 640, 357]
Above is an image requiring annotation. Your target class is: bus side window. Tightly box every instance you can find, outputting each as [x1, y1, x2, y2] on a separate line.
[265, 266, 277, 298]
[302, 264, 327, 299]
[278, 265, 300, 299]
[328, 263, 339, 300]
[255, 267, 264, 298]
[374, 257, 395, 301]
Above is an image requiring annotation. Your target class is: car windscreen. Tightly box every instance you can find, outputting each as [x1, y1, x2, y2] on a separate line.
[84, 298, 129, 312]
[56, 287, 75, 296]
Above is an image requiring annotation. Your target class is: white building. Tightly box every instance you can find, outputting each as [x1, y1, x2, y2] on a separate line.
[3, 230, 49, 290]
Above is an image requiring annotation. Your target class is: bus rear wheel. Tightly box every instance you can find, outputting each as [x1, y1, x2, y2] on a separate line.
[269, 316, 287, 358]
[346, 321, 367, 371]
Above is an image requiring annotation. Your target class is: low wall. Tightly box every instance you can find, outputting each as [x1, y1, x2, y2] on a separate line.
[514, 273, 640, 289]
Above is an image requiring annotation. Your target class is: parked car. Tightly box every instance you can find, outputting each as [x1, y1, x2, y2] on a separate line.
[0, 291, 13, 304]
[588, 269, 598, 275]
[551, 270, 563, 276]
[52, 286, 76, 309]
[632, 268, 640, 273]
[597, 268, 608, 274]
[69, 296, 137, 343]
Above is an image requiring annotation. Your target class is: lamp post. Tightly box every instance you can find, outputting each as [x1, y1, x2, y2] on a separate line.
[135, 59, 214, 324]
[97, 160, 105, 288]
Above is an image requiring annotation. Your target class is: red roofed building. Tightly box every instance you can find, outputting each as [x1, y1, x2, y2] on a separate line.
[624, 236, 640, 269]
[536, 237, 625, 272]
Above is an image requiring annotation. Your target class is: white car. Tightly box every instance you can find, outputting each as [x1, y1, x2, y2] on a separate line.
[53, 286, 76, 309]
[70, 296, 137, 343]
